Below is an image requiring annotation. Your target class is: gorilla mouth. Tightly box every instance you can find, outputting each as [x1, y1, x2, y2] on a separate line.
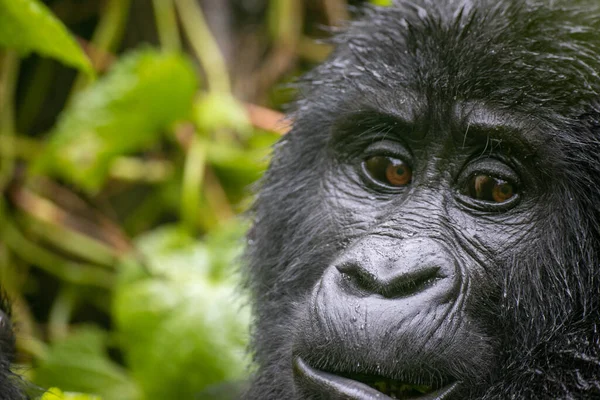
[294, 357, 459, 399]
[336, 372, 453, 399]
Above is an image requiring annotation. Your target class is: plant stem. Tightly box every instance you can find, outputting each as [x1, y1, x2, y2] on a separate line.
[16, 58, 55, 134]
[153, 0, 182, 52]
[175, 0, 231, 93]
[181, 136, 206, 232]
[268, 0, 303, 48]
[110, 157, 173, 183]
[48, 285, 77, 342]
[69, 0, 132, 96]
[2, 220, 114, 289]
[16, 336, 48, 361]
[18, 212, 117, 268]
[0, 51, 19, 191]
[0, 134, 42, 160]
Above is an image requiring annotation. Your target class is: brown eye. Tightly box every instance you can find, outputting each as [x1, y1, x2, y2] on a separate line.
[364, 156, 412, 187]
[465, 175, 515, 203]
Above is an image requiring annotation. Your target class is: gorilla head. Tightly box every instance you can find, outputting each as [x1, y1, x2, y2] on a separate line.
[244, 1, 600, 399]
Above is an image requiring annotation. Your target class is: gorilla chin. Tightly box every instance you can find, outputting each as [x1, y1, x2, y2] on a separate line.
[244, 1, 600, 399]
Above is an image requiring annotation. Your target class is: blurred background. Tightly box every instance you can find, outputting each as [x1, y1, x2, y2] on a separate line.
[0, 0, 386, 398]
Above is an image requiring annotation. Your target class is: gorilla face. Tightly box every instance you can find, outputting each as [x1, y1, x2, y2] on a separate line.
[289, 103, 549, 399]
[244, 1, 600, 399]
[291, 108, 538, 399]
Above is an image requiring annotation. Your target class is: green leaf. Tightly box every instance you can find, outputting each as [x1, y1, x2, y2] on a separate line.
[114, 223, 250, 398]
[0, 0, 92, 74]
[37, 48, 198, 192]
[370, 0, 392, 5]
[34, 327, 141, 400]
[40, 387, 102, 400]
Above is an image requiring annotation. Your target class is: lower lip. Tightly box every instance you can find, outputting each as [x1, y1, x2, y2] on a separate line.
[293, 357, 459, 400]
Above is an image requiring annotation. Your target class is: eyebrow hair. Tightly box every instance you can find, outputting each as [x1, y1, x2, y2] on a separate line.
[330, 99, 542, 159]
[329, 89, 421, 134]
[328, 110, 420, 153]
[454, 103, 541, 154]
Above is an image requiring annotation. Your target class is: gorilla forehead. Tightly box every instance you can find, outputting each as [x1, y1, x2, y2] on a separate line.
[299, 0, 600, 121]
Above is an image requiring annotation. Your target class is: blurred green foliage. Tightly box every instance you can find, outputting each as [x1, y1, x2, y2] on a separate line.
[0, 0, 92, 74]
[34, 327, 140, 399]
[39, 49, 198, 192]
[42, 387, 101, 400]
[0, 0, 375, 398]
[113, 224, 250, 399]
[370, 0, 393, 6]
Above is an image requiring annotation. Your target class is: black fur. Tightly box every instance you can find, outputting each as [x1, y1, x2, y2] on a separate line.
[0, 293, 26, 400]
[244, 1, 600, 399]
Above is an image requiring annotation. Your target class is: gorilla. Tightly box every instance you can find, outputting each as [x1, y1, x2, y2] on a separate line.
[243, 0, 600, 399]
[0, 295, 25, 400]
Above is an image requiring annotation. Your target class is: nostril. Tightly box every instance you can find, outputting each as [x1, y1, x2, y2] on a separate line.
[381, 266, 442, 298]
[336, 263, 378, 294]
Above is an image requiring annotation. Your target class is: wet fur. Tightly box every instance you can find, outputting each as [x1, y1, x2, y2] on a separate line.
[244, 1, 600, 398]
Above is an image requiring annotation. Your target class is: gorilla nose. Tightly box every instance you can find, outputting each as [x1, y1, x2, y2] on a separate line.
[335, 237, 456, 298]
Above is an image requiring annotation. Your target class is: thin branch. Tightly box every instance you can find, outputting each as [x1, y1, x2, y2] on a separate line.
[175, 0, 231, 93]
[0, 51, 19, 191]
[69, 0, 132, 95]
[10, 185, 131, 258]
[181, 135, 207, 232]
[322, 0, 350, 26]
[3, 221, 114, 289]
[152, 0, 182, 52]
[245, 103, 289, 135]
